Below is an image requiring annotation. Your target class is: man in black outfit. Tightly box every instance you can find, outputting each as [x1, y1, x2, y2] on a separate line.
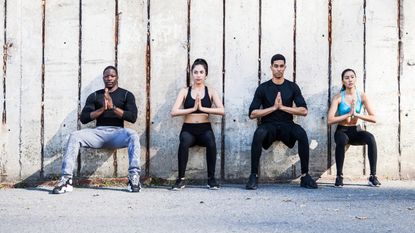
[52, 66, 141, 194]
[246, 54, 318, 190]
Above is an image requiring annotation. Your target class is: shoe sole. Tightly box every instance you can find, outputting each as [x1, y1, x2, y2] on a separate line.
[246, 186, 257, 190]
[301, 184, 318, 189]
[128, 185, 142, 192]
[171, 186, 185, 191]
[207, 185, 220, 190]
[334, 184, 343, 188]
[368, 181, 380, 187]
[52, 185, 73, 194]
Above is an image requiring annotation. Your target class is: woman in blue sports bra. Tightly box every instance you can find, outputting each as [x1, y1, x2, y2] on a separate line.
[170, 58, 224, 190]
[327, 68, 380, 187]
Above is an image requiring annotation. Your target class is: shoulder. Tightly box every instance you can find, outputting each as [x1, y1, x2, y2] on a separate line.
[95, 89, 104, 94]
[257, 80, 271, 90]
[332, 93, 342, 103]
[359, 91, 368, 101]
[285, 79, 298, 88]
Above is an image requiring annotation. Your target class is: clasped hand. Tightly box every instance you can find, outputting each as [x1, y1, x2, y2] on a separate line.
[104, 88, 114, 110]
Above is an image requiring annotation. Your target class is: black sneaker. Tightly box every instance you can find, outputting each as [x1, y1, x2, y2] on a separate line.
[171, 178, 185, 191]
[246, 173, 258, 190]
[300, 174, 318, 189]
[52, 177, 73, 194]
[334, 176, 344, 187]
[368, 175, 381, 187]
[127, 174, 141, 192]
[207, 177, 220, 190]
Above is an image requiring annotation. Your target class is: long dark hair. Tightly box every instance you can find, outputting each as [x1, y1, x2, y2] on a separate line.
[191, 58, 208, 76]
[340, 68, 356, 91]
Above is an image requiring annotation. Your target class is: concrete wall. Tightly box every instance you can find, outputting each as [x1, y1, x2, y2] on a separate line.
[0, 0, 414, 183]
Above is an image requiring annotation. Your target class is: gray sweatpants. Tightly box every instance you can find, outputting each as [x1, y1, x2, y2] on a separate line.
[62, 126, 140, 177]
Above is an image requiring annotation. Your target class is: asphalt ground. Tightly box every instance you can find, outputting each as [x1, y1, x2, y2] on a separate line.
[1, 180, 414, 233]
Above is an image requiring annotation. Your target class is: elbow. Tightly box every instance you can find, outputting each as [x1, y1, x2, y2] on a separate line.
[302, 109, 308, 116]
[170, 110, 177, 117]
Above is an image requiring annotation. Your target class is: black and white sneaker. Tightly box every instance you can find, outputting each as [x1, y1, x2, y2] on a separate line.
[246, 173, 258, 190]
[300, 174, 318, 189]
[334, 176, 344, 187]
[52, 177, 73, 194]
[368, 175, 381, 187]
[207, 177, 220, 190]
[127, 174, 141, 192]
[171, 178, 186, 191]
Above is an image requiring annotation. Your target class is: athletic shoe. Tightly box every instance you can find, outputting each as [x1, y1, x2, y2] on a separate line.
[246, 173, 258, 190]
[334, 176, 344, 187]
[300, 174, 318, 189]
[52, 177, 73, 194]
[368, 175, 381, 187]
[127, 174, 141, 192]
[207, 177, 220, 190]
[171, 178, 186, 191]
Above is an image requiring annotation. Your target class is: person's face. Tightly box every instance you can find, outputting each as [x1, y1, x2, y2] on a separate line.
[342, 71, 356, 89]
[192, 64, 206, 84]
[103, 68, 118, 89]
[271, 60, 286, 78]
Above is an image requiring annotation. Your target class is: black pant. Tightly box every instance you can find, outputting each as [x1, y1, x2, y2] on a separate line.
[334, 125, 377, 176]
[251, 122, 310, 175]
[178, 123, 216, 178]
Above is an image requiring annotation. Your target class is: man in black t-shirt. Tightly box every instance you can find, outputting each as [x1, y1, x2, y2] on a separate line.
[246, 54, 318, 190]
[52, 66, 141, 194]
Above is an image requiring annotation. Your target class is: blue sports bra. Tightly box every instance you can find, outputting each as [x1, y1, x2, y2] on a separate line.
[338, 90, 363, 116]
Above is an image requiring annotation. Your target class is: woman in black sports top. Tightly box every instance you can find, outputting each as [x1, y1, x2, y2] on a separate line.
[170, 58, 224, 190]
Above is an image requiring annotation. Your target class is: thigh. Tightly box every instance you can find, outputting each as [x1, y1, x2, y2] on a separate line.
[179, 130, 197, 147]
[334, 129, 349, 145]
[284, 124, 307, 148]
[256, 123, 277, 150]
[104, 128, 139, 149]
[196, 130, 216, 147]
[71, 128, 107, 148]
[350, 129, 375, 146]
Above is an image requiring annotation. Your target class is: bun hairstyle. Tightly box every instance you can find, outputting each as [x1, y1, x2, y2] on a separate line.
[340, 68, 356, 91]
[191, 58, 208, 76]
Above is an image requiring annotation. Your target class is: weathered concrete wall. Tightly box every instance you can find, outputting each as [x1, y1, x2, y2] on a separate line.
[0, 0, 414, 183]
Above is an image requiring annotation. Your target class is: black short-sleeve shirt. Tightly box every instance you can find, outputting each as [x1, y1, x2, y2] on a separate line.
[248, 79, 307, 123]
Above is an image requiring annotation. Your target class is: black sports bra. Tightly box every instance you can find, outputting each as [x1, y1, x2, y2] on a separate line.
[183, 86, 212, 114]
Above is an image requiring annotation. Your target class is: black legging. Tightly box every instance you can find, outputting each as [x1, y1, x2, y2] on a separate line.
[334, 125, 377, 176]
[251, 122, 310, 175]
[178, 123, 216, 178]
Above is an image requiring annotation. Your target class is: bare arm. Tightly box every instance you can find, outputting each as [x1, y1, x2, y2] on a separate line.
[199, 88, 224, 116]
[170, 88, 197, 117]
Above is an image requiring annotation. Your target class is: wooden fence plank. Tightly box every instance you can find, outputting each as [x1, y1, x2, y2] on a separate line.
[117, 0, 147, 177]
[80, 0, 116, 177]
[400, 0, 415, 179]
[330, 0, 365, 178]
[149, 0, 188, 179]
[259, 0, 296, 180]
[187, 0, 223, 179]
[296, 0, 329, 177]
[43, 0, 79, 178]
[224, 0, 259, 180]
